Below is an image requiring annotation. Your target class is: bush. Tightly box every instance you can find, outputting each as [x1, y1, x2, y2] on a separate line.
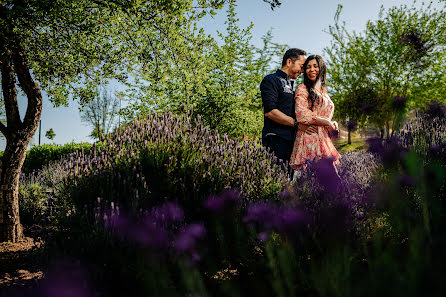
[398, 107, 446, 157]
[24, 111, 289, 220]
[16, 108, 446, 297]
[18, 182, 48, 225]
[23, 142, 94, 174]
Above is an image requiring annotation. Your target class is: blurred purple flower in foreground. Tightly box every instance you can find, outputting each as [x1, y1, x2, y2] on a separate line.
[367, 137, 406, 166]
[149, 202, 184, 226]
[425, 100, 445, 119]
[244, 201, 309, 239]
[107, 202, 185, 249]
[24, 259, 94, 297]
[173, 223, 206, 253]
[360, 103, 375, 115]
[243, 201, 277, 229]
[329, 129, 340, 139]
[204, 190, 242, 213]
[391, 96, 407, 111]
[311, 157, 341, 193]
[346, 120, 358, 132]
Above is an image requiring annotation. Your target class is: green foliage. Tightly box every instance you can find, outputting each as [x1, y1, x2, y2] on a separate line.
[120, 1, 287, 138]
[16, 111, 446, 297]
[60, 112, 287, 216]
[325, 2, 446, 136]
[263, 0, 281, 10]
[1, 0, 229, 106]
[45, 128, 56, 140]
[18, 183, 48, 225]
[23, 142, 93, 173]
[79, 86, 120, 140]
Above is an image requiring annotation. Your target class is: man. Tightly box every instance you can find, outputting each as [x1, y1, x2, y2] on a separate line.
[261, 48, 316, 170]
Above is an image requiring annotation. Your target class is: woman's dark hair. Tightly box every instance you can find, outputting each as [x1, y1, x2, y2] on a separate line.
[282, 48, 306, 66]
[303, 55, 327, 110]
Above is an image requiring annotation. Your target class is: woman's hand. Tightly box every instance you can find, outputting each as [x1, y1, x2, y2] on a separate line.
[325, 120, 338, 131]
[314, 117, 339, 131]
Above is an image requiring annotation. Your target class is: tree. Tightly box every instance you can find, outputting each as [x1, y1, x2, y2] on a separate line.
[0, 0, 288, 243]
[45, 128, 55, 141]
[325, 2, 446, 139]
[80, 87, 120, 140]
[263, 0, 281, 10]
[0, 0, 231, 243]
[121, 1, 287, 138]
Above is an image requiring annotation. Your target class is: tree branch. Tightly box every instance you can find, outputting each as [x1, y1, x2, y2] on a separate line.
[11, 40, 42, 132]
[0, 120, 7, 137]
[1, 52, 21, 130]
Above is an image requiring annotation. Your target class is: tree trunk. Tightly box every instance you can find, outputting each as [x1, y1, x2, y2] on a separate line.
[347, 129, 351, 145]
[0, 140, 29, 242]
[386, 122, 390, 139]
[0, 39, 43, 243]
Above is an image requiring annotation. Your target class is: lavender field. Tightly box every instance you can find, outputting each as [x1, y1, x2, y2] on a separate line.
[8, 105, 445, 297]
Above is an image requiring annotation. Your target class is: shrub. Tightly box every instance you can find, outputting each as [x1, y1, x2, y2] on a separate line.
[17, 108, 445, 297]
[18, 182, 48, 225]
[24, 111, 289, 221]
[398, 108, 446, 156]
[23, 142, 94, 174]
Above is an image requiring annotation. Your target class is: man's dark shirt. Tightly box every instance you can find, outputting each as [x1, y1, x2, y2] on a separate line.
[260, 69, 296, 141]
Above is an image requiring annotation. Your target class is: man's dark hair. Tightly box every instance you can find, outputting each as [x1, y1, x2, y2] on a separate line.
[282, 48, 306, 66]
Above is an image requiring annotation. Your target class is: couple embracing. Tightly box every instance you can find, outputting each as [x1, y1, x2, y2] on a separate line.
[261, 48, 340, 177]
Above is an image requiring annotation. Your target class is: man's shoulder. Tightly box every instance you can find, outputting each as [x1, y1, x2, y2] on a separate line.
[262, 72, 280, 81]
[261, 72, 282, 87]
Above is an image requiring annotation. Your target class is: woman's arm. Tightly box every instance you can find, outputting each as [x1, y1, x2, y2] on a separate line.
[295, 85, 334, 128]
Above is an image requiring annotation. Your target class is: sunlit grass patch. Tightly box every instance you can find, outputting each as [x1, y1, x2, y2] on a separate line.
[334, 137, 367, 153]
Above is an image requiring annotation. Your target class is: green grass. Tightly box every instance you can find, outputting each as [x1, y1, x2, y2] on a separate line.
[333, 137, 367, 153]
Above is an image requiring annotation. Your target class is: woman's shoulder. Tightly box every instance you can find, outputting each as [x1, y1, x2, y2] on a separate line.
[297, 84, 308, 93]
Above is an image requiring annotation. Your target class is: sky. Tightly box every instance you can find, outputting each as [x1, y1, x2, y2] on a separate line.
[0, 0, 436, 151]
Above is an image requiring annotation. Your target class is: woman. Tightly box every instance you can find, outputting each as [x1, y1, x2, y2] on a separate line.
[290, 55, 340, 171]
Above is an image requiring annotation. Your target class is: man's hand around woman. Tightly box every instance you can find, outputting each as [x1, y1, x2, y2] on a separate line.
[298, 123, 319, 134]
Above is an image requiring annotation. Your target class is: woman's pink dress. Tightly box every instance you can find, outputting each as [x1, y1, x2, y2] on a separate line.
[290, 84, 340, 171]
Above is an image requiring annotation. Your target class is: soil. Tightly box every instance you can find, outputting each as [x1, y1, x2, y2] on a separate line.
[0, 226, 47, 295]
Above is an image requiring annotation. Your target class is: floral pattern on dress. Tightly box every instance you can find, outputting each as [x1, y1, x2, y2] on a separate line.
[290, 84, 341, 171]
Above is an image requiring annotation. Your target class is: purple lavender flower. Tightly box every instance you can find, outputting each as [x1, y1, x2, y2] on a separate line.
[108, 212, 169, 249]
[329, 129, 340, 139]
[257, 231, 269, 242]
[346, 120, 358, 132]
[391, 96, 407, 111]
[33, 259, 94, 297]
[311, 157, 341, 193]
[318, 196, 353, 238]
[204, 190, 242, 213]
[149, 202, 184, 226]
[243, 201, 277, 229]
[274, 207, 309, 233]
[367, 137, 406, 166]
[425, 100, 445, 119]
[278, 189, 294, 201]
[360, 103, 375, 115]
[398, 174, 416, 187]
[366, 137, 384, 154]
[244, 201, 309, 240]
[173, 223, 206, 253]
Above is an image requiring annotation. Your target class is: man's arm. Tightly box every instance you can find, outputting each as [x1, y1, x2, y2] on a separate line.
[264, 109, 294, 127]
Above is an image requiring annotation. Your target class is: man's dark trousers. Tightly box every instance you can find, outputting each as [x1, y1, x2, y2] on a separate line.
[262, 134, 294, 174]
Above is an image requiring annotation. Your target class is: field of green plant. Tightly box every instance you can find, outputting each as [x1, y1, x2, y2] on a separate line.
[10, 105, 445, 297]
